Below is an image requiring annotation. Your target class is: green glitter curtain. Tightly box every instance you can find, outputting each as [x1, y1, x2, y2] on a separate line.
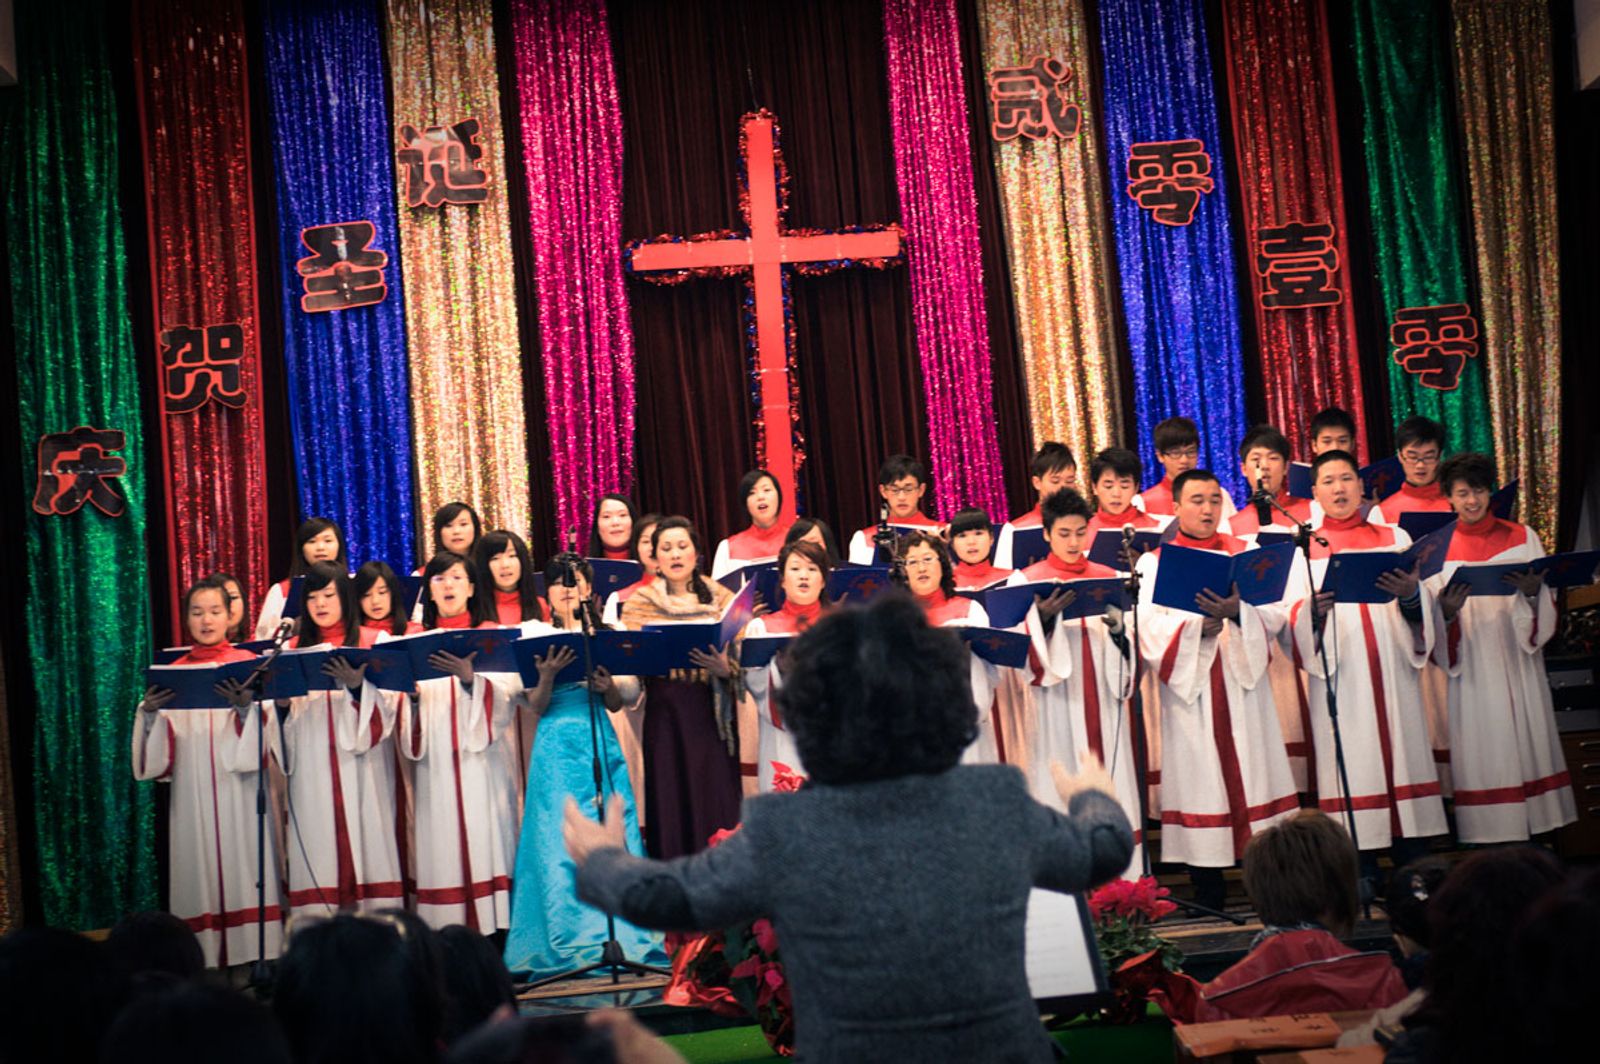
[1348, 0, 1492, 456]
[0, 0, 158, 927]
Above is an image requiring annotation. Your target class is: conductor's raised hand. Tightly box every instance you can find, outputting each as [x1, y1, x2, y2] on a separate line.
[429, 649, 476, 686]
[563, 793, 627, 868]
[1036, 587, 1077, 622]
[1050, 752, 1115, 806]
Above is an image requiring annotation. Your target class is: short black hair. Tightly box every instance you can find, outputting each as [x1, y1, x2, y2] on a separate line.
[1153, 416, 1199, 453]
[1438, 452, 1495, 494]
[1029, 442, 1077, 478]
[784, 517, 841, 567]
[737, 468, 783, 519]
[877, 454, 926, 487]
[1309, 407, 1356, 439]
[181, 574, 232, 621]
[894, 530, 956, 598]
[106, 911, 205, 983]
[1242, 811, 1360, 937]
[1238, 424, 1291, 463]
[1171, 469, 1220, 501]
[1089, 447, 1141, 484]
[103, 980, 291, 1064]
[631, 512, 663, 560]
[1041, 488, 1093, 532]
[353, 560, 409, 636]
[1310, 448, 1359, 482]
[1395, 416, 1445, 453]
[290, 517, 349, 577]
[300, 562, 361, 647]
[775, 594, 976, 784]
[947, 506, 992, 538]
[436, 925, 515, 1045]
[1386, 857, 1451, 947]
[431, 501, 482, 558]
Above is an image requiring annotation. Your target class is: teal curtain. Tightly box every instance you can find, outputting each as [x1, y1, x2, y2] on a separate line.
[1348, 0, 1492, 454]
[0, 0, 157, 926]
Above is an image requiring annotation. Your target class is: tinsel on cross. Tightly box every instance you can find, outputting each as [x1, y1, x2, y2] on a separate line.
[625, 109, 903, 523]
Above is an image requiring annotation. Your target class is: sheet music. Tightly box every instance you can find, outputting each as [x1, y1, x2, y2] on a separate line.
[1023, 888, 1104, 1001]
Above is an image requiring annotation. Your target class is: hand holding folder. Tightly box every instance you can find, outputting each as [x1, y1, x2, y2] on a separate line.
[1152, 543, 1295, 614]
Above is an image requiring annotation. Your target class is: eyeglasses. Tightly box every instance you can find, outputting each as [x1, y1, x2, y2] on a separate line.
[884, 483, 921, 496]
[1160, 447, 1200, 459]
[1399, 450, 1440, 465]
[902, 556, 941, 569]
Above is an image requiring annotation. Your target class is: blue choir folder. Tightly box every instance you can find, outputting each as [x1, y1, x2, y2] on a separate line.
[1008, 527, 1050, 569]
[1406, 521, 1456, 582]
[1319, 551, 1415, 604]
[1447, 550, 1600, 596]
[1490, 479, 1518, 519]
[827, 566, 893, 604]
[984, 578, 1127, 629]
[588, 559, 645, 600]
[1398, 511, 1455, 540]
[145, 657, 265, 710]
[640, 581, 761, 671]
[1287, 462, 1313, 500]
[588, 629, 669, 675]
[511, 631, 588, 686]
[1360, 456, 1405, 501]
[282, 645, 362, 693]
[740, 635, 794, 669]
[1252, 530, 1297, 548]
[153, 637, 275, 665]
[1153, 542, 1296, 614]
[1445, 562, 1529, 597]
[396, 574, 428, 615]
[959, 627, 1032, 669]
[717, 561, 778, 594]
[389, 627, 523, 682]
[1087, 528, 1163, 571]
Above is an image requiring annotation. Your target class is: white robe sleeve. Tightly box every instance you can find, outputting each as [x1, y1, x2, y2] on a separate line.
[1134, 553, 1207, 704]
[710, 539, 735, 582]
[1221, 601, 1282, 692]
[846, 529, 875, 566]
[217, 703, 282, 775]
[602, 592, 621, 627]
[993, 523, 1017, 571]
[254, 581, 288, 640]
[131, 709, 175, 781]
[1510, 532, 1558, 654]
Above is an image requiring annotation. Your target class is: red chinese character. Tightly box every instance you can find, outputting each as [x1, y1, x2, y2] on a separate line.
[1126, 140, 1214, 226]
[1390, 304, 1479, 390]
[1255, 221, 1341, 309]
[988, 57, 1081, 142]
[397, 118, 490, 208]
[33, 427, 128, 517]
[296, 222, 389, 313]
[160, 323, 248, 413]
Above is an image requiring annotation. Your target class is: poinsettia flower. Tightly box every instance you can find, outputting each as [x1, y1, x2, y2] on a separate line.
[753, 917, 780, 954]
[770, 762, 808, 792]
[707, 825, 743, 849]
[729, 955, 762, 981]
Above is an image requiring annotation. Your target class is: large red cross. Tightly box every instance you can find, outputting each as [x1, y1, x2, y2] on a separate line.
[626, 110, 902, 524]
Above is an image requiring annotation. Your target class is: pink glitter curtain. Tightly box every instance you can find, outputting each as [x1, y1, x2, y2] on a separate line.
[508, 0, 636, 543]
[883, 0, 1009, 519]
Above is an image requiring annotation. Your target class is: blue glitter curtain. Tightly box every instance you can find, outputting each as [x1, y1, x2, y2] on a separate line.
[260, 0, 415, 566]
[1096, 0, 1249, 501]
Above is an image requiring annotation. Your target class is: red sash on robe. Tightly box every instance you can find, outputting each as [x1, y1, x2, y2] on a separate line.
[726, 520, 793, 562]
[1376, 480, 1450, 523]
[1087, 507, 1161, 539]
[1227, 490, 1311, 536]
[1139, 476, 1177, 516]
[955, 560, 1013, 589]
[915, 589, 974, 626]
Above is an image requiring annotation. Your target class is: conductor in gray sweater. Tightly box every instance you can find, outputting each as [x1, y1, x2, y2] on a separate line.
[564, 594, 1135, 1062]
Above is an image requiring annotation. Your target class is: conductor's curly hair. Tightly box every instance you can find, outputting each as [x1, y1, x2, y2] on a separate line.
[774, 593, 976, 784]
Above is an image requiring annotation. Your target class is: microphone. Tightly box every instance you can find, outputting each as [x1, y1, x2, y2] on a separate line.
[1254, 476, 1272, 529]
[1121, 523, 1136, 546]
[272, 618, 296, 645]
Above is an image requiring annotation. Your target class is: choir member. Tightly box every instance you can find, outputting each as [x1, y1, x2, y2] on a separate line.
[210, 571, 250, 645]
[711, 468, 793, 581]
[1308, 408, 1357, 457]
[388, 551, 516, 930]
[1137, 417, 1236, 520]
[587, 493, 637, 561]
[277, 563, 402, 915]
[1428, 453, 1576, 842]
[1086, 448, 1168, 541]
[473, 530, 546, 626]
[1289, 451, 1447, 879]
[949, 507, 1012, 591]
[741, 539, 831, 790]
[502, 554, 665, 981]
[134, 575, 284, 967]
[784, 517, 842, 569]
[255, 517, 348, 638]
[431, 501, 483, 561]
[1227, 426, 1317, 793]
[619, 517, 742, 858]
[1135, 471, 1300, 911]
[601, 512, 661, 626]
[1373, 417, 1452, 525]
[354, 561, 419, 638]
[349, 560, 416, 903]
[846, 455, 942, 565]
[1009, 488, 1143, 876]
[895, 530, 999, 763]
[994, 442, 1076, 569]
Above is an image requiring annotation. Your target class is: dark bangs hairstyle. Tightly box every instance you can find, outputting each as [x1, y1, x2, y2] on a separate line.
[209, 570, 250, 642]
[631, 511, 663, 561]
[181, 574, 232, 622]
[353, 560, 409, 636]
[418, 550, 494, 629]
[737, 468, 783, 524]
[1029, 441, 1076, 478]
[650, 516, 715, 604]
[893, 529, 956, 598]
[289, 517, 348, 577]
[542, 552, 604, 632]
[587, 493, 638, 557]
[775, 594, 976, 784]
[946, 506, 992, 540]
[1438, 451, 1495, 495]
[299, 562, 360, 647]
[1041, 487, 1093, 532]
[1241, 810, 1359, 937]
[473, 530, 544, 622]
[430, 501, 482, 557]
[775, 539, 833, 607]
[784, 517, 840, 567]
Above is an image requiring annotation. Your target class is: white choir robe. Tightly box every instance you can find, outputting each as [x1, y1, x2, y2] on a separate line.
[1135, 549, 1301, 867]
[254, 579, 291, 640]
[993, 507, 1042, 571]
[1289, 542, 1448, 850]
[741, 616, 805, 792]
[387, 667, 517, 931]
[281, 687, 405, 914]
[1426, 529, 1577, 842]
[132, 702, 285, 967]
[927, 597, 1001, 764]
[1012, 580, 1142, 879]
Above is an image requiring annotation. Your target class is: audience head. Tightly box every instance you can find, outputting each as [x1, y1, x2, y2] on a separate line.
[291, 517, 348, 577]
[737, 469, 783, 528]
[1029, 442, 1077, 501]
[946, 507, 994, 566]
[1309, 449, 1361, 520]
[1439, 452, 1496, 526]
[101, 979, 290, 1064]
[876, 454, 928, 518]
[1385, 856, 1450, 957]
[0, 927, 128, 1064]
[894, 530, 955, 599]
[436, 926, 516, 1045]
[474, 530, 543, 623]
[1308, 408, 1356, 455]
[354, 560, 410, 636]
[1509, 867, 1600, 1060]
[1240, 811, 1359, 937]
[1089, 448, 1142, 515]
[785, 516, 840, 567]
[432, 502, 482, 559]
[777, 594, 976, 784]
[587, 494, 637, 558]
[1172, 470, 1224, 540]
[1153, 417, 1201, 479]
[105, 911, 205, 984]
[274, 913, 442, 1064]
[300, 562, 360, 647]
[420, 550, 493, 629]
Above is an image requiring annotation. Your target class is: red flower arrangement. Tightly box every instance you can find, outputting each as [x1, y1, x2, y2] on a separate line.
[1086, 875, 1184, 1024]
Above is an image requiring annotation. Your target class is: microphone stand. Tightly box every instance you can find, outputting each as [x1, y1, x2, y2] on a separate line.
[525, 563, 671, 991]
[241, 617, 295, 989]
[1254, 489, 1363, 873]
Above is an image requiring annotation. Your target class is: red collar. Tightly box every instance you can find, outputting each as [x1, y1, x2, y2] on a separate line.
[1398, 480, 1442, 501]
[1096, 508, 1136, 526]
[1455, 514, 1502, 537]
[494, 588, 523, 625]
[915, 588, 950, 613]
[436, 611, 473, 629]
[292, 623, 346, 649]
[731, 520, 791, 557]
[956, 560, 1007, 586]
[1013, 505, 1043, 527]
[1171, 529, 1224, 551]
[1044, 553, 1091, 577]
[182, 641, 235, 663]
[600, 546, 631, 561]
[1320, 512, 1368, 532]
[780, 598, 822, 630]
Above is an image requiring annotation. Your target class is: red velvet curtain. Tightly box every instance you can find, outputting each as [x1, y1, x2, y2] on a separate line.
[610, 0, 1031, 542]
[132, 0, 271, 636]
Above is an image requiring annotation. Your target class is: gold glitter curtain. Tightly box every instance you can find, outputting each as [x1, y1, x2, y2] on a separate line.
[1449, 0, 1562, 549]
[384, 0, 530, 550]
[975, 0, 1125, 466]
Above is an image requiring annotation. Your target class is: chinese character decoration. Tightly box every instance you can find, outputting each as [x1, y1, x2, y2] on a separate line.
[296, 221, 389, 313]
[159, 323, 248, 413]
[397, 118, 490, 208]
[1126, 139, 1214, 226]
[1389, 303, 1479, 390]
[1255, 221, 1341, 309]
[988, 56, 1081, 142]
[33, 427, 129, 517]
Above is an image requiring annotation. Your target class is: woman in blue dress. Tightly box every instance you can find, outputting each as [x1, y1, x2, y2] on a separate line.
[503, 553, 667, 981]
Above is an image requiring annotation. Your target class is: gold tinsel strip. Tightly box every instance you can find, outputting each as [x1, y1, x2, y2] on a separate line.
[975, 0, 1125, 476]
[384, 0, 530, 552]
[1449, 0, 1562, 549]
